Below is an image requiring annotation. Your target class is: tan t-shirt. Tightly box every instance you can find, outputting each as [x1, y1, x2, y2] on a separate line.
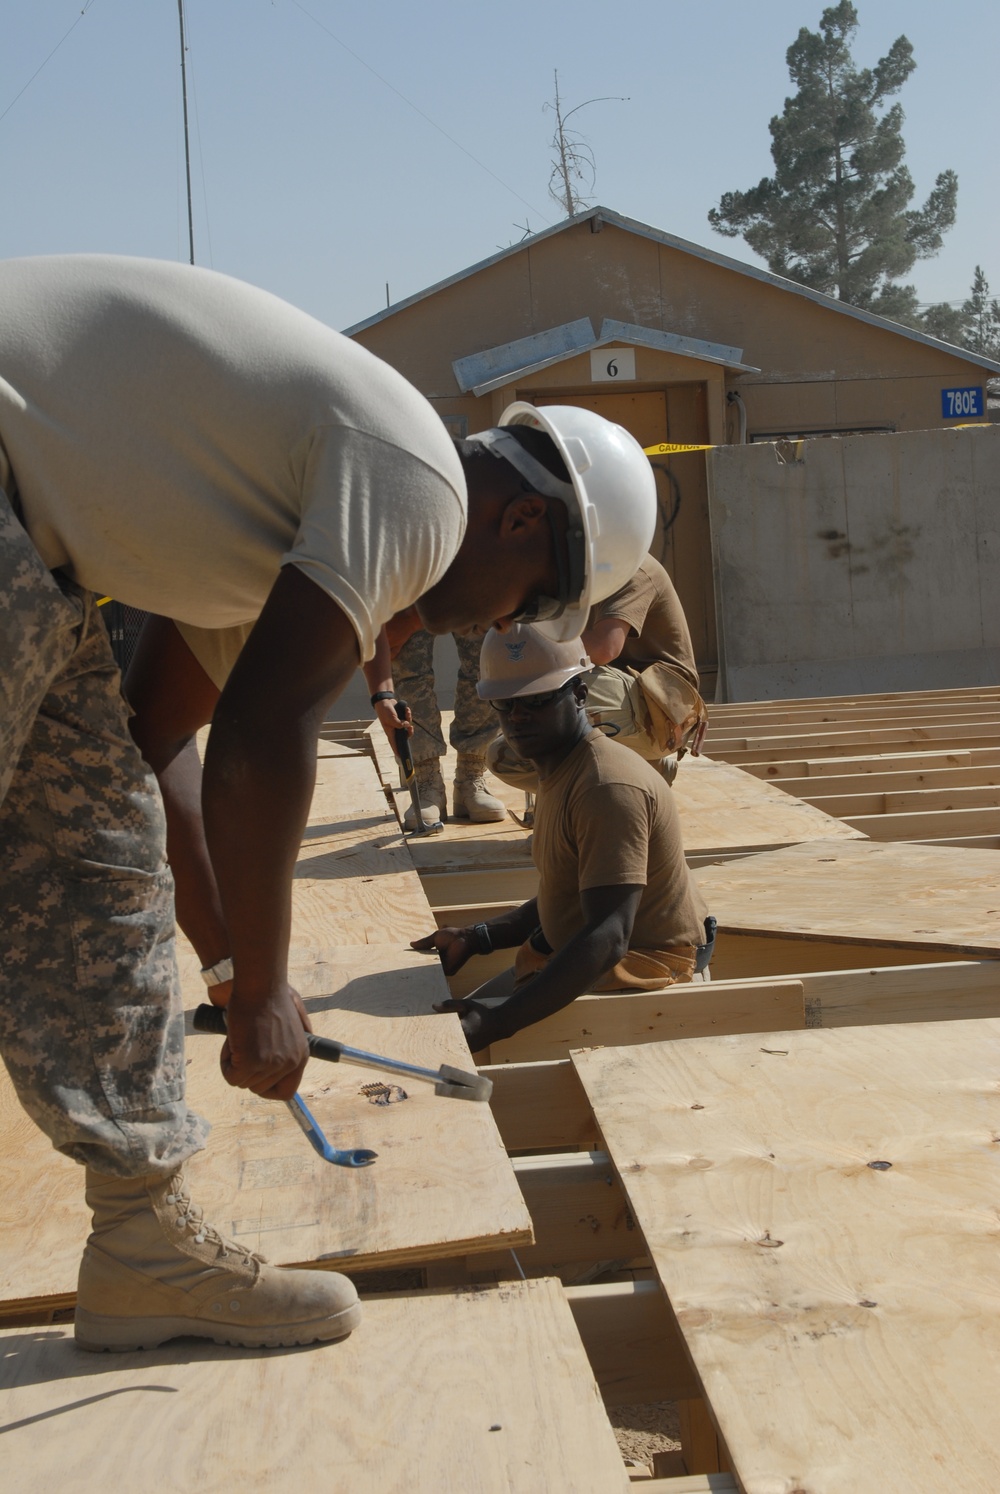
[533, 731, 708, 952]
[0, 255, 465, 678]
[588, 554, 698, 688]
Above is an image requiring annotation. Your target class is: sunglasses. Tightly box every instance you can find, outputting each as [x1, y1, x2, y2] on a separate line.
[489, 680, 577, 713]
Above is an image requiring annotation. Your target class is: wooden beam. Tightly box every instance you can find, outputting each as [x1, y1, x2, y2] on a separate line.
[482, 969, 999, 1117]
[421, 866, 539, 908]
[471, 1152, 642, 1272]
[739, 748, 996, 780]
[842, 806, 1000, 841]
[566, 1279, 700, 1403]
[485, 1059, 597, 1152]
[487, 980, 806, 1064]
[708, 933, 960, 981]
[764, 763, 1000, 799]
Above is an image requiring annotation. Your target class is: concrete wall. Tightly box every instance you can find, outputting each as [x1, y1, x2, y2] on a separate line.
[708, 425, 1000, 701]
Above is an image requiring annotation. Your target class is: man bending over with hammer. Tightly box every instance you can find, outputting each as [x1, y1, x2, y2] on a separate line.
[413, 624, 715, 1054]
[0, 255, 656, 1351]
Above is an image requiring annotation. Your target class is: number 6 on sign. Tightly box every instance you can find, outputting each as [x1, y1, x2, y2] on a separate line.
[590, 348, 635, 382]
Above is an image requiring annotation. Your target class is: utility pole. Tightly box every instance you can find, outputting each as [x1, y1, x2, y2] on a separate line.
[177, 0, 195, 265]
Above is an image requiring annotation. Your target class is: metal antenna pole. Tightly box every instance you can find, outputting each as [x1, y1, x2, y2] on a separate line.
[177, 0, 195, 264]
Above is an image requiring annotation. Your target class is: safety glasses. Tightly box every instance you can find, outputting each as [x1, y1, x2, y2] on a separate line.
[489, 679, 577, 713]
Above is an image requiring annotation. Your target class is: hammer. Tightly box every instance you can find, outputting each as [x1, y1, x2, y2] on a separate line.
[393, 696, 443, 835]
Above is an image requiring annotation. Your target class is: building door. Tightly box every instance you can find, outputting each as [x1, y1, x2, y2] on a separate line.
[530, 387, 717, 688]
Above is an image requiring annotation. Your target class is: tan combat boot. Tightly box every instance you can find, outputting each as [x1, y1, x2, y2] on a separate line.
[401, 759, 446, 830]
[452, 752, 506, 823]
[75, 1165, 361, 1352]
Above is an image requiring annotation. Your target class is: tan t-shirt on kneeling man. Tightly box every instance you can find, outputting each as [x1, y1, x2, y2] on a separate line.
[533, 730, 707, 954]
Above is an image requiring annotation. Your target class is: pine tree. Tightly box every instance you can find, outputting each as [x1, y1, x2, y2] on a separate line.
[708, 1, 957, 320]
[920, 267, 1000, 358]
[961, 266, 1000, 360]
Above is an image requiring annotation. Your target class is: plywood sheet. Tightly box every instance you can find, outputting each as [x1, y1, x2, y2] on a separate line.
[574, 1020, 1000, 1494]
[0, 1279, 630, 1494]
[0, 999, 531, 1314]
[674, 754, 865, 851]
[1, 748, 527, 1316]
[694, 840, 1000, 955]
[293, 756, 433, 944]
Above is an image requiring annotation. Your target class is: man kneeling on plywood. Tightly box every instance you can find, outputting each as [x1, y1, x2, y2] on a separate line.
[413, 625, 715, 1053]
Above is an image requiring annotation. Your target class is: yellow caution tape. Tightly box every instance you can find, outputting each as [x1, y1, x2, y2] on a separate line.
[643, 441, 716, 456]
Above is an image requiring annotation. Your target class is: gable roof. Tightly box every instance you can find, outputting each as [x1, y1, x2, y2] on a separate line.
[344, 205, 1000, 377]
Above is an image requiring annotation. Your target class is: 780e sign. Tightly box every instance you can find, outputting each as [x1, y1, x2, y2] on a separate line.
[941, 386, 984, 419]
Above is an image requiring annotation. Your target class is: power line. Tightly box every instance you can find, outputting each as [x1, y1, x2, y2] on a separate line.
[285, 0, 550, 224]
[0, 1, 99, 127]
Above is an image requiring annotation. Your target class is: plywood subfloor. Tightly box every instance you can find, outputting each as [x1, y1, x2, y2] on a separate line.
[2, 748, 528, 1317]
[673, 753, 864, 851]
[694, 840, 1000, 956]
[574, 1019, 1000, 1494]
[1, 1000, 531, 1315]
[0, 1279, 630, 1494]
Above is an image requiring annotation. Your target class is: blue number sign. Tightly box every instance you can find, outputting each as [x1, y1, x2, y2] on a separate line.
[941, 386, 984, 419]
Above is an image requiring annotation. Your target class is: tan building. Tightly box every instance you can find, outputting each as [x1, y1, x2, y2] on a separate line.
[347, 206, 1000, 688]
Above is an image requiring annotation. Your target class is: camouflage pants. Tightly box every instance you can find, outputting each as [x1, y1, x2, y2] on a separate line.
[394, 629, 498, 762]
[0, 488, 208, 1177]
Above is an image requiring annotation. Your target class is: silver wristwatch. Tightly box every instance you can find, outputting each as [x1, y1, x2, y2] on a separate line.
[200, 957, 234, 987]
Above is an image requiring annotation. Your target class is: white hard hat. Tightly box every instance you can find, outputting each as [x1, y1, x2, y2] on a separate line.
[488, 402, 658, 642]
[476, 624, 592, 700]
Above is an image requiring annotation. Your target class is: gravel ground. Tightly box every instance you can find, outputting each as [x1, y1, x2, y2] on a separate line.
[608, 1400, 681, 1465]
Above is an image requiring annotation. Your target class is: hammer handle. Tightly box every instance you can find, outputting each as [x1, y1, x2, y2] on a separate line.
[393, 697, 415, 781]
[193, 1003, 345, 1063]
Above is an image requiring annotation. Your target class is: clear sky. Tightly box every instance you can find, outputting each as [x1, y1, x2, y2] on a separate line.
[3, 1, 997, 334]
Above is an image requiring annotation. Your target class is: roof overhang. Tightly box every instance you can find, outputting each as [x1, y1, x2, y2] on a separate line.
[452, 317, 759, 397]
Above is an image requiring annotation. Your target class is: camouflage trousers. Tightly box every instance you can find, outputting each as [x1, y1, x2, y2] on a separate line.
[394, 628, 498, 763]
[0, 488, 208, 1177]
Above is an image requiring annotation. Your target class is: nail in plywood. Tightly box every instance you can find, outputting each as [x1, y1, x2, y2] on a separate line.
[573, 1019, 1000, 1494]
[0, 1279, 631, 1494]
[694, 840, 1000, 957]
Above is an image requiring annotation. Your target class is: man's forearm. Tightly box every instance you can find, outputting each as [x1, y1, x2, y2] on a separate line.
[362, 628, 394, 697]
[486, 916, 627, 1038]
[480, 898, 540, 951]
[202, 709, 320, 1002]
[154, 736, 229, 967]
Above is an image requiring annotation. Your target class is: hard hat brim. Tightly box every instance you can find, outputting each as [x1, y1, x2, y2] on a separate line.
[476, 658, 590, 700]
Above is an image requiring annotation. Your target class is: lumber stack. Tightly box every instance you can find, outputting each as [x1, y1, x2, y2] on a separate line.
[706, 685, 1000, 850]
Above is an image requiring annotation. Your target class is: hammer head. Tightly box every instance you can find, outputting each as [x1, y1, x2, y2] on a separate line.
[434, 1065, 493, 1103]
